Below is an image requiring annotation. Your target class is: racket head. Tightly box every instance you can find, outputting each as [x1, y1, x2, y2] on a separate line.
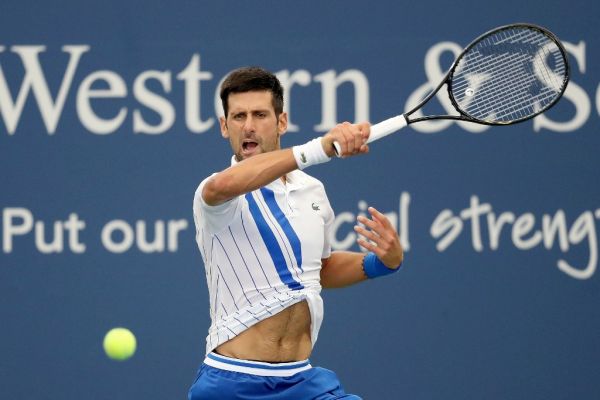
[447, 23, 570, 125]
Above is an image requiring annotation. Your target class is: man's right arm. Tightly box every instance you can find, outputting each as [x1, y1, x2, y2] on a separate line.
[202, 148, 298, 206]
[202, 122, 371, 206]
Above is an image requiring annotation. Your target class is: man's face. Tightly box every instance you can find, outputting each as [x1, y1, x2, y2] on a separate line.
[220, 90, 287, 161]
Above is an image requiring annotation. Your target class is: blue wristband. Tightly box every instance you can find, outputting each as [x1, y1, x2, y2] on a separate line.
[362, 252, 401, 279]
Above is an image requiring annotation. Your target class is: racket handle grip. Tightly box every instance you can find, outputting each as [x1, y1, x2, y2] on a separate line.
[332, 115, 407, 156]
[367, 115, 408, 143]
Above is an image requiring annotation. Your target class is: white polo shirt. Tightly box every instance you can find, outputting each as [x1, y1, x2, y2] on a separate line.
[193, 157, 334, 355]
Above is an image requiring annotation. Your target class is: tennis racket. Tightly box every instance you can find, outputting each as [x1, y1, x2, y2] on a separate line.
[333, 23, 570, 155]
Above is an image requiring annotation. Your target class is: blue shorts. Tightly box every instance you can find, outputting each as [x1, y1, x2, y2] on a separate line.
[188, 352, 362, 400]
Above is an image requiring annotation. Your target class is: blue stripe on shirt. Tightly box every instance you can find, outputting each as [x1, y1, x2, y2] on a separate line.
[245, 192, 303, 290]
[240, 210, 282, 294]
[260, 187, 303, 271]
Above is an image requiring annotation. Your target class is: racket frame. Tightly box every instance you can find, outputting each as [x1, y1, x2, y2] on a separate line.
[332, 23, 570, 155]
[404, 23, 570, 126]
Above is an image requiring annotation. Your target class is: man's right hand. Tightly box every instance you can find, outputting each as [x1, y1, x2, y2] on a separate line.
[321, 121, 371, 158]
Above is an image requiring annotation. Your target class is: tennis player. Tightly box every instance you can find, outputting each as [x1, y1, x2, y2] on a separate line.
[189, 66, 403, 399]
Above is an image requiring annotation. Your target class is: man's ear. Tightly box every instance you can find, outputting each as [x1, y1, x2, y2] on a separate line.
[277, 112, 288, 136]
[220, 116, 229, 139]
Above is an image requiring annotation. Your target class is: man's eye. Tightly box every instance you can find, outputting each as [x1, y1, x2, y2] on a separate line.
[233, 114, 244, 120]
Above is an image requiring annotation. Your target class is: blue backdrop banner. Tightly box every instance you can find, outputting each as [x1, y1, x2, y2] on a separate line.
[1, 0, 599, 399]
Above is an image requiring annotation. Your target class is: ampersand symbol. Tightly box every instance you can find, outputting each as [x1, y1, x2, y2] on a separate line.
[405, 41, 490, 134]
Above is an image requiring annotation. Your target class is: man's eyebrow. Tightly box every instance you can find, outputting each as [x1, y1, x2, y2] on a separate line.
[230, 108, 270, 114]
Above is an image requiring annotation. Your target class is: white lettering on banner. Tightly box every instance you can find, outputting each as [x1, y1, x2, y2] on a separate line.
[100, 219, 189, 253]
[0, 45, 89, 134]
[2, 202, 597, 280]
[0, 207, 188, 255]
[76, 70, 128, 134]
[533, 41, 590, 132]
[331, 192, 411, 252]
[277, 69, 311, 132]
[430, 195, 600, 280]
[2, 207, 33, 252]
[2, 208, 86, 253]
[407, 40, 598, 134]
[312, 69, 369, 132]
[405, 42, 489, 134]
[0, 41, 598, 136]
[176, 54, 214, 133]
[101, 220, 134, 253]
[0, 47, 369, 135]
[133, 70, 175, 134]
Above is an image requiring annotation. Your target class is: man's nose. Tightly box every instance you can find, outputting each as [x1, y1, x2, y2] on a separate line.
[242, 115, 255, 132]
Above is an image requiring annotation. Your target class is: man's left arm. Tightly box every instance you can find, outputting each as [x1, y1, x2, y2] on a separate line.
[320, 207, 404, 289]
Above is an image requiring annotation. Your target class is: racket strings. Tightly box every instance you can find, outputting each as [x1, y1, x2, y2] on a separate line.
[460, 48, 559, 102]
[450, 27, 567, 123]
[455, 37, 565, 121]
[466, 60, 556, 120]
[455, 53, 545, 120]
[455, 53, 539, 98]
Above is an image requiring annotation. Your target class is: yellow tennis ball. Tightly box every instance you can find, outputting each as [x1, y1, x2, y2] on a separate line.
[103, 327, 137, 361]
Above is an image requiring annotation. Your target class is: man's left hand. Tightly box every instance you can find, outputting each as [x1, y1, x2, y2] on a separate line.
[354, 206, 403, 269]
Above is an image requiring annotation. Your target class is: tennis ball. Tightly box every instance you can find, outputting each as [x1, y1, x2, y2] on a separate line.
[103, 327, 137, 361]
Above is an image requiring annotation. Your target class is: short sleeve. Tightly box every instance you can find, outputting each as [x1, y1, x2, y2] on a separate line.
[193, 174, 242, 235]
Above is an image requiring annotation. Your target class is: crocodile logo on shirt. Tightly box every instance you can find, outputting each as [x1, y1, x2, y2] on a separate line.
[311, 203, 320, 211]
[301, 152, 307, 163]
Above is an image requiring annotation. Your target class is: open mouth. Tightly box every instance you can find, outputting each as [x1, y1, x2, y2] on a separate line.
[242, 140, 259, 154]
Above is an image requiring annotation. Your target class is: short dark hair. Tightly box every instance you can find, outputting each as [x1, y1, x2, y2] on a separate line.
[220, 66, 284, 118]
